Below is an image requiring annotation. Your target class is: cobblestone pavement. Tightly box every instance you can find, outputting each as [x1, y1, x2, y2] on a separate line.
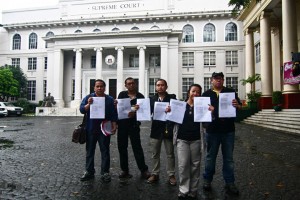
[0, 116, 299, 200]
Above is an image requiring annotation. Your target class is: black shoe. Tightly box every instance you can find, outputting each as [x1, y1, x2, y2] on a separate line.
[141, 170, 151, 179]
[119, 171, 133, 179]
[225, 183, 239, 195]
[203, 180, 212, 191]
[80, 171, 95, 181]
[101, 173, 111, 183]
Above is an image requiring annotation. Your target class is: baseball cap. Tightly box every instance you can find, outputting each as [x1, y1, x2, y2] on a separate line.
[211, 72, 224, 78]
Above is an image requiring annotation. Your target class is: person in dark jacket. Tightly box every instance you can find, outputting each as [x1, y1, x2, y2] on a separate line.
[117, 77, 150, 180]
[79, 79, 117, 183]
[147, 79, 177, 186]
[202, 72, 242, 196]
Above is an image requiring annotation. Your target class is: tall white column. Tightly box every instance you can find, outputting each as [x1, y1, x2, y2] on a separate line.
[271, 27, 282, 92]
[71, 48, 82, 108]
[245, 28, 255, 94]
[53, 49, 65, 107]
[115, 46, 124, 95]
[138, 46, 146, 95]
[260, 11, 273, 97]
[94, 47, 103, 79]
[160, 45, 168, 82]
[282, 0, 299, 93]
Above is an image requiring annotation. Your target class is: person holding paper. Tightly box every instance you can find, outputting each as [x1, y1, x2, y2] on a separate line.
[202, 72, 242, 196]
[147, 79, 177, 186]
[116, 77, 150, 180]
[79, 79, 117, 183]
[175, 84, 213, 199]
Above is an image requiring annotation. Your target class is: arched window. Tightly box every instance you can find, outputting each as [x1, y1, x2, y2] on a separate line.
[45, 31, 55, 37]
[75, 29, 82, 33]
[182, 25, 194, 43]
[225, 22, 237, 41]
[150, 25, 160, 30]
[131, 26, 139, 30]
[112, 27, 120, 31]
[12, 34, 21, 50]
[203, 23, 215, 42]
[93, 28, 101, 32]
[28, 33, 38, 49]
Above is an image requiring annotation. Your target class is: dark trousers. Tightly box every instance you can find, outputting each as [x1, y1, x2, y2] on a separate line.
[85, 130, 111, 175]
[117, 124, 148, 173]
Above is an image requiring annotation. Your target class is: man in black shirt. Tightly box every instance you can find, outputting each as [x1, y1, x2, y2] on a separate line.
[202, 72, 241, 196]
[117, 77, 150, 180]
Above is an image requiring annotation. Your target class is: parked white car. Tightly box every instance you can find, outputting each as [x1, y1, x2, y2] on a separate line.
[0, 106, 8, 117]
[0, 102, 23, 116]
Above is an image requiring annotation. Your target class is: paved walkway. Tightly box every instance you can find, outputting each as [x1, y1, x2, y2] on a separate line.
[0, 117, 299, 200]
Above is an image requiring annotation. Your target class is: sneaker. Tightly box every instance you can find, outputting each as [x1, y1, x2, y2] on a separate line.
[101, 173, 111, 183]
[118, 171, 133, 179]
[169, 175, 177, 186]
[225, 183, 239, 195]
[177, 191, 187, 200]
[147, 174, 159, 184]
[141, 170, 151, 179]
[80, 171, 95, 181]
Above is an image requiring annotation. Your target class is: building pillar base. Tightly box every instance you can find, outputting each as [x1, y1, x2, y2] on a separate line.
[283, 93, 300, 109]
[259, 96, 272, 109]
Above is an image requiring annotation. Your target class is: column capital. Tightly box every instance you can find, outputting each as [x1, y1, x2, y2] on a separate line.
[258, 10, 272, 21]
[244, 28, 255, 35]
[160, 44, 168, 48]
[94, 47, 103, 52]
[115, 46, 124, 51]
[73, 48, 82, 52]
[137, 46, 146, 50]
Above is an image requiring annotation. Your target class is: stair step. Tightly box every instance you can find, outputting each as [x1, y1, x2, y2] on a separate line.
[243, 118, 300, 129]
[242, 121, 300, 134]
[245, 117, 300, 124]
[250, 116, 300, 122]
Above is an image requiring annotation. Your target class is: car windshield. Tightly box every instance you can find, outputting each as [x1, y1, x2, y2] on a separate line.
[3, 103, 15, 106]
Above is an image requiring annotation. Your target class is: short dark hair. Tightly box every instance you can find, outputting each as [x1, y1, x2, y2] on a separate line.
[155, 78, 168, 87]
[95, 79, 106, 87]
[211, 72, 224, 78]
[124, 77, 134, 84]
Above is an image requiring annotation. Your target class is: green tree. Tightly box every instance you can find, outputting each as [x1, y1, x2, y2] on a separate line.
[228, 0, 259, 14]
[3, 65, 28, 98]
[0, 68, 19, 101]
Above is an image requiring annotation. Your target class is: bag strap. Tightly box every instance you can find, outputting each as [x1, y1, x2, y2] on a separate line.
[81, 94, 92, 126]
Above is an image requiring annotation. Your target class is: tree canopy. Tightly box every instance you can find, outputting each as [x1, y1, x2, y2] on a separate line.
[0, 65, 27, 101]
[228, 0, 252, 14]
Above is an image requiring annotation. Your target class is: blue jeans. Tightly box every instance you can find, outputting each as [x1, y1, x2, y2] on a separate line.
[203, 131, 235, 184]
[85, 130, 111, 175]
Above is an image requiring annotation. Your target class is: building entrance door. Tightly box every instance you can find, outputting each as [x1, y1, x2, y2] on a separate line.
[109, 79, 117, 99]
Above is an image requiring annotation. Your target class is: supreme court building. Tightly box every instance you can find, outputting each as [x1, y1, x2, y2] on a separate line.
[0, 0, 246, 109]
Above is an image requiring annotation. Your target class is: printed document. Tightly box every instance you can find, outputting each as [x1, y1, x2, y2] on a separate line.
[136, 98, 151, 121]
[90, 97, 105, 119]
[219, 93, 236, 118]
[166, 99, 186, 124]
[117, 98, 131, 119]
[153, 102, 169, 121]
[194, 97, 212, 122]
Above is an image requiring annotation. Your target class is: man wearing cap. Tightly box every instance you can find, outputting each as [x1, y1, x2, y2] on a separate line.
[202, 72, 242, 196]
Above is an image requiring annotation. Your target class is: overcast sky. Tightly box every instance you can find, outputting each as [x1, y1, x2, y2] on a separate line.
[0, 0, 232, 23]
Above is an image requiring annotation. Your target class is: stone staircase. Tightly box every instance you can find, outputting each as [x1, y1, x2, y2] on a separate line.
[242, 109, 300, 135]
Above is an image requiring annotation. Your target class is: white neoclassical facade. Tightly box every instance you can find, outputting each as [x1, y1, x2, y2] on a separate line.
[237, 0, 300, 109]
[0, 0, 245, 109]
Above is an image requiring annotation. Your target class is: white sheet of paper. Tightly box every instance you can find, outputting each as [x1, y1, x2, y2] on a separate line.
[166, 99, 186, 124]
[194, 97, 212, 122]
[136, 98, 151, 121]
[117, 98, 131, 120]
[219, 93, 236, 118]
[153, 102, 169, 121]
[90, 97, 105, 119]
